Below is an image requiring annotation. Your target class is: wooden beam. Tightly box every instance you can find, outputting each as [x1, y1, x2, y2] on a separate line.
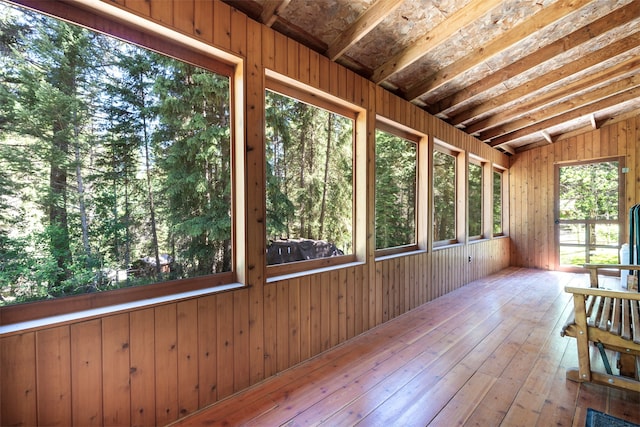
[480, 74, 640, 141]
[589, 113, 600, 130]
[370, 0, 502, 83]
[326, 0, 403, 61]
[432, 0, 640, 114]
[459, 52, 640, 133]
[403, 0, 593, 102]
[260, 0, 291, 27]
[540, 130, 554, 144]
[488, 86, 640, 147]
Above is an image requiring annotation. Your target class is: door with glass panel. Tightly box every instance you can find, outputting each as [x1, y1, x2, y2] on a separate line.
[556, 159, 624, 270]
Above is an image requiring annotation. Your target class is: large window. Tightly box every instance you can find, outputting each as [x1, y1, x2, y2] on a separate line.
[468, 161, 483, 238]
[265, 81, 354, 269]
[433, 146, 458, 244]
[0, 3, 233, 306]
[493, 169, 504, 236]
[375, 127, 417, 251]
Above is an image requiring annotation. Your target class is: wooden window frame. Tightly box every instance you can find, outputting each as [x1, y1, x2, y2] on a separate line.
[492, 166, 506, 237]
[468, 156, 485, 241]
[374, 119, 428, 258]
[0, 0, 245, 326]
[264, 73, 364, 278]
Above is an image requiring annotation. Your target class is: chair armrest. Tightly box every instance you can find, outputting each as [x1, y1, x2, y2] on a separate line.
[565, 285, 640, 300]
[583, 264, 640, 288]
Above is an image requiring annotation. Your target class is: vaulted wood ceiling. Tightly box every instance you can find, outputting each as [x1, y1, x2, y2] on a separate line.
[223, 0, 640, 154]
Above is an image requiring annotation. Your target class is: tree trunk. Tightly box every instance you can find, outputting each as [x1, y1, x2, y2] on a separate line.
[319, 114, 332, 239]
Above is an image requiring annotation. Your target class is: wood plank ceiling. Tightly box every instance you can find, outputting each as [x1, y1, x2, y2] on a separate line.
[223, 0, 640, 154]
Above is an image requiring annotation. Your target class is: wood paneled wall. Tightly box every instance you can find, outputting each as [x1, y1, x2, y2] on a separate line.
[0, 1, 510, 426]
[509, 116, 640, 270]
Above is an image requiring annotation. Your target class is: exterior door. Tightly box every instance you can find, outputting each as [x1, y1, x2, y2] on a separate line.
[556, 159, 624, 271]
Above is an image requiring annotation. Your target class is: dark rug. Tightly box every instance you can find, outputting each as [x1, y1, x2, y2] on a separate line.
[586, 408, 640, 427]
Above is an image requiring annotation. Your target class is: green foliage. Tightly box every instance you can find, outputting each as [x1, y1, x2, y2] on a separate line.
[265, 90, 353, 256]
[375, 130, 416, 249]
[433, 150, 456, 241]
[468, 163, 482, 237]
[493, 171, 503, 235]
[0, 3, 233, 305]
[559, 161, 619, 220]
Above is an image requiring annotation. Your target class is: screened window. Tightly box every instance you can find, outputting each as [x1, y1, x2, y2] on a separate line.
[468, 161, 483, 238]
[265, 83, 354, 267]
[375, 128, 417, 251]
[0, 3, 233, 306]
[493, 169, 504, 236]
[433, 147, 457, 243]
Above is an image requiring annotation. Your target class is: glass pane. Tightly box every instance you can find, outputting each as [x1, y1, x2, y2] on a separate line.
[433, 150, 456, 242]
[589, 247, 619, 264]
[0, 3, 232, 305]
[265, 90, 353, 265]
[592, 223, 619, 246]
[559, 161, 619, 220]
[493, 170, 502, 235]
[559, 223, 586, 245]
[560, 246, 586, 266]
[468, 163, 482, 237]
[375, 130, 417, 250]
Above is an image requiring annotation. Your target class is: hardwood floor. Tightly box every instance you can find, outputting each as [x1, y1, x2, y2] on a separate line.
[170, 267, 640, 427]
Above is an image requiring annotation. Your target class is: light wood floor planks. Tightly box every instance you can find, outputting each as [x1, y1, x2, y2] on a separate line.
[170, 267, 640, 427]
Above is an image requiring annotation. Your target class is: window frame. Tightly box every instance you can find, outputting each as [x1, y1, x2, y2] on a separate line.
[264, 73, 362, 278]
[374, 119, 429, 258]
[432, 141, 464, 247]
[467, 156, 485, 241]
[0, 0, 244, 325]
[492, 166, 506, 237]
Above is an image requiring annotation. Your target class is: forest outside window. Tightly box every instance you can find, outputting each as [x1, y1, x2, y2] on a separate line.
[468, 160, 483, 240]
[433, 145, 460, 245]
[375, 125, 418, 255]
[265, 79, 355, 272]
[493, 168, 504, 236]
[0, 2, 235, 308]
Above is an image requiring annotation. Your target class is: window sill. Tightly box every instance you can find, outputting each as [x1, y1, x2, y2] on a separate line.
[0, 282, 244, 336]
[267, 261, 365, 284]
[432, 242, 464, 251]
[375, 249, 427, 262]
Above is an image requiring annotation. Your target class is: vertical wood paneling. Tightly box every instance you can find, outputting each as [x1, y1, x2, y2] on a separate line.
[102, 314, 131, 426]
[1, 333, 37, 427]
[216, 292, 235, 399]
[71, 320, 103, 426]
[36, 326, 71, 426]
[197, 295, 218, 408]
[177, 300, 199, 417]
[129, 308, 155, 427]
[154, 305, 178, 425]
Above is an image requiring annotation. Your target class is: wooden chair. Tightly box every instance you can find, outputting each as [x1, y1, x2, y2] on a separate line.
[561, 264, 640, 392]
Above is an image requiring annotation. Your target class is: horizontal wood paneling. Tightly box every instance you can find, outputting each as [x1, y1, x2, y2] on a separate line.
[0, 1, 510, 426]
[510, 116, 639, 270]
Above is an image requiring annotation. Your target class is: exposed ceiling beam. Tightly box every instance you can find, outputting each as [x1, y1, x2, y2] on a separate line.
[590, 113, 599, 130]
[480, 74, 640, 141]
[463, 55, 640, 135]
[541, 130, 555, 144]
[326, 0, 404, 61]
[403, 0, 593, 102]
[260, 0, 291, 27]
[498, 144, 516, 155]
[432, 0, 640, 115]
[451, 35, 640, 128]
[370, 0, 502, 84]
[489, 86, 640, 146]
